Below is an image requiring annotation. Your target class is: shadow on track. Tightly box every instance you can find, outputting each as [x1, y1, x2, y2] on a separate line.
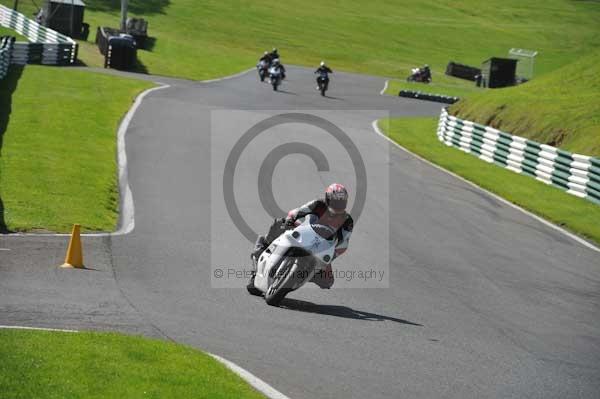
[321, 95, 343, 100]
[280, 298, 423, 326]
[273, 89, 297, 95]
[0, 65, 24, 233]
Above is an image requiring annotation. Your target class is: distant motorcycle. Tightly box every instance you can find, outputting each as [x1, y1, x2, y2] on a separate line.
[316, 71, 329, 96]
[269, 66, 283, 91]
[256, 59, 269, 82]
[407, 66, 432, 83]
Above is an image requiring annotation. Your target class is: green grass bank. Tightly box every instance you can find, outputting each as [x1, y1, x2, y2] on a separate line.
[0, 329, 266, 399]
[0, 66, 153, 233]
[385, 73, 483, 98]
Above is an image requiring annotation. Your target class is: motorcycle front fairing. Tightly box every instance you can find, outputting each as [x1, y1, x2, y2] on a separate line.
[253, 219, 336, 293]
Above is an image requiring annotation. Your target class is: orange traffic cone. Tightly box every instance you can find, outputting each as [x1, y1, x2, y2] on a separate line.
[60, 224, 84, 268]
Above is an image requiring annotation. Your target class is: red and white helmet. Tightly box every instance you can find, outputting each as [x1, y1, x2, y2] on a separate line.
[325, 183, 348, 213]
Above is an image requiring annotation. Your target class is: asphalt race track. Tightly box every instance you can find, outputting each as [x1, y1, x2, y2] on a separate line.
[1, 67, 600, 399]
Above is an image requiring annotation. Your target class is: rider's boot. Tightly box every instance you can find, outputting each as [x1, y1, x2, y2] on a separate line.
[247, 236, 267, 296]
[250, 235, 268, 261]
[247, 257, 263, 296]
[246, 261, 262, 296]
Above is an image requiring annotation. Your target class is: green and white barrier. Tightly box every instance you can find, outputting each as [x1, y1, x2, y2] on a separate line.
[437, 108, 600, 205]
[0, 4, 77, 65]
[0, 36, 12, 79]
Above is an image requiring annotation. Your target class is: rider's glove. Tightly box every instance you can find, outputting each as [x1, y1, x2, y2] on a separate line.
[284, 216, 295, 227]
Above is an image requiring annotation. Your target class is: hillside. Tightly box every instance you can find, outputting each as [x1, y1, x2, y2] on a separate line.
[450, 51, 600, 156]
[3, 0, 600, 80]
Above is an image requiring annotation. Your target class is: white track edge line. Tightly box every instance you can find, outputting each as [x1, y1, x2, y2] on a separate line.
[380, 79, 389, 95]
[371, 120, 600, 253]
[198, 67, 254, 83]
[209, 353, 292, 399]
[0, 325, 290, 399]
[112, 84, 170, 236]
[0, 325, 78, 332]
[5, 84, 170, 237]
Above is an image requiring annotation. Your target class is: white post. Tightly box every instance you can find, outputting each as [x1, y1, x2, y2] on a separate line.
[120, 0, 128, 32]
[70, 0, 75, 36]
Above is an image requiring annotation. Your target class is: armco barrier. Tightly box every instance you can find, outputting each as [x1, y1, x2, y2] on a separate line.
[0, 4, 76, 65]
[399, 90, 459, 104]
[445, 62, 481, 81]
[437, 108, 600, 205]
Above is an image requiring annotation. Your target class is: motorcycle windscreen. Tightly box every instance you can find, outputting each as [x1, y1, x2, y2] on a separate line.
[293, 224, 336, 264]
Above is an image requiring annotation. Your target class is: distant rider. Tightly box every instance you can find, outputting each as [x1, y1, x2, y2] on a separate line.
[315, 61, 333, 90]
[422, 64, 431, 81]
[259, 51, 272, 65]
[270, 58, 286, 80]
[268, 47, 280, 61]
[249, 183, 353, 290]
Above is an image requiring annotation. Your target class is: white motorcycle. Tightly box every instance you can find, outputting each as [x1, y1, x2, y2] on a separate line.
[256, 59, 269, 82]
[268, 65, 282, 91]
[248, 216, 336, 306]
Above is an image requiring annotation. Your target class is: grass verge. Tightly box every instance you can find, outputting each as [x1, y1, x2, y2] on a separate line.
[384, 73, 482, 98]
[0, 329, 266, 399]
[0, 66, 153, 233]
[379, 117, 600, 245]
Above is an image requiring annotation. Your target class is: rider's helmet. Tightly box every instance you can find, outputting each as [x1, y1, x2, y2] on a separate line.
[272, 47, 278, 52]
[320, 61, 325, 67]
[264, 51, 268, 55]
[325, 183, 348, 214]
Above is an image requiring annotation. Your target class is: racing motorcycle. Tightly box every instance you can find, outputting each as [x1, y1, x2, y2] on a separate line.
[256, 59, 269, 82]
[269, 65, 283, 91]
[248, 216, 336, 306]
[316, 71, 329, 96]
[407, 66, 432, 83]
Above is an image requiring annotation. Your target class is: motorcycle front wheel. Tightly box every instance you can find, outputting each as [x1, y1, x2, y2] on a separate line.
[265, 258, 294, 306]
